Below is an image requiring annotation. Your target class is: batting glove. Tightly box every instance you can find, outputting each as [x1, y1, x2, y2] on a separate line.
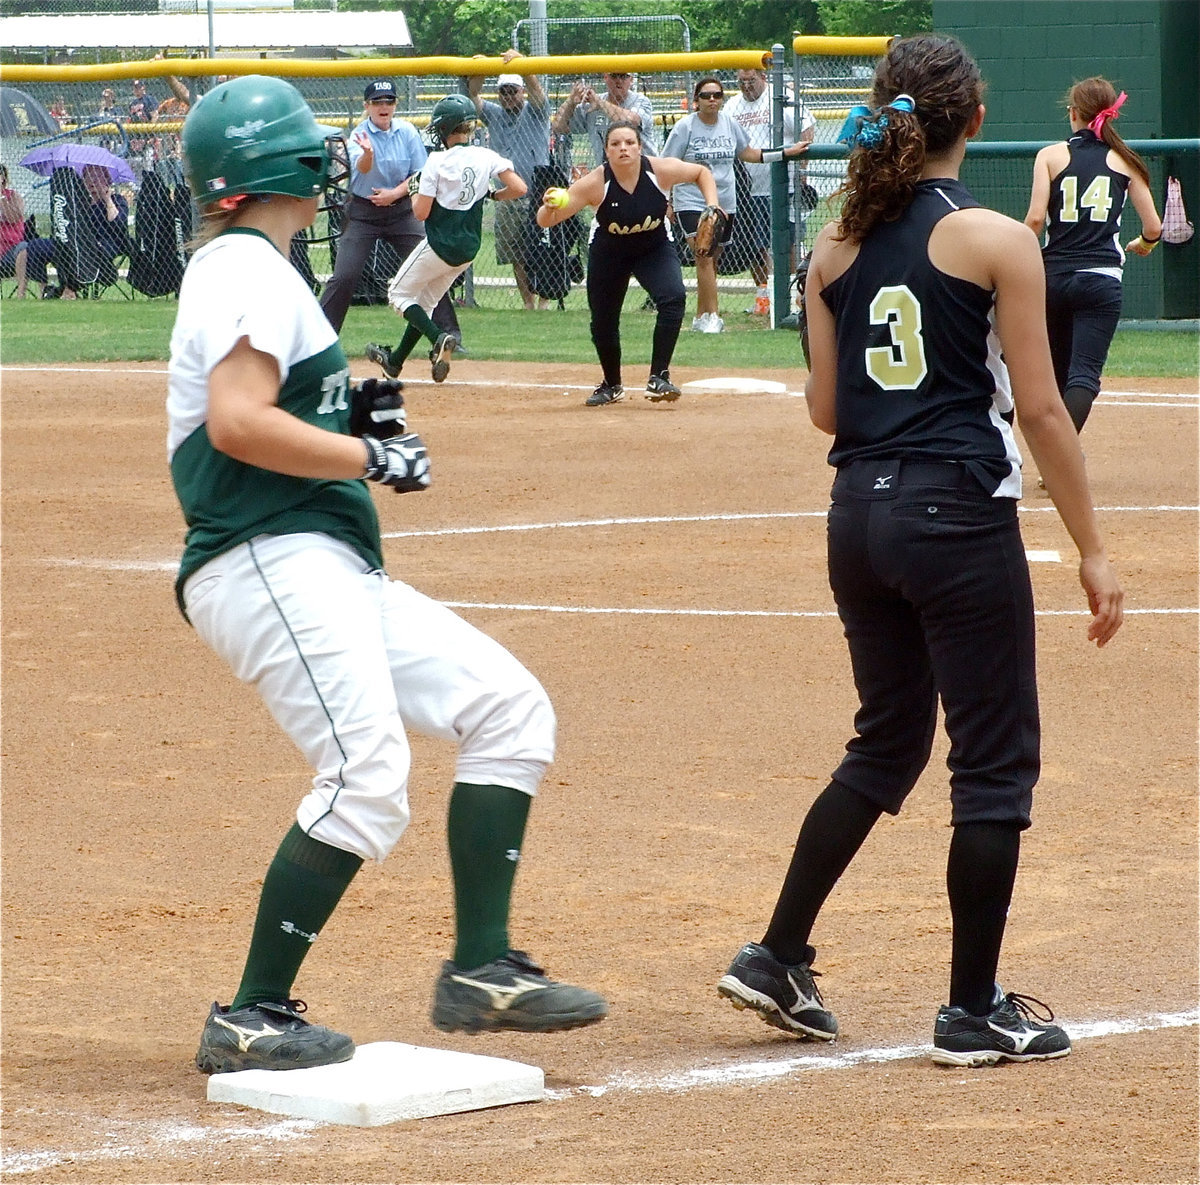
[362, 432, 431, 493]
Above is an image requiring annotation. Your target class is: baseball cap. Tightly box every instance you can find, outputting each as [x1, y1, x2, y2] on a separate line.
[364, 80, 397, 102]
[497, 73, 524, 90]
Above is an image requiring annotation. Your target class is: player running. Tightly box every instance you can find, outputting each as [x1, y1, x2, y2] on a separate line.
[168, 76, 606, 1074]
[365, 94, 525, 385]
[1024, 77, 1163, 436]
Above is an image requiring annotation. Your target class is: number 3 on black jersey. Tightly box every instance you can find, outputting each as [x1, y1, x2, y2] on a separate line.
[866, 285, 929, 391]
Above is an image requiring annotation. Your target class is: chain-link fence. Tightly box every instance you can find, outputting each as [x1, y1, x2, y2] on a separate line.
[0, 33, 886, 312]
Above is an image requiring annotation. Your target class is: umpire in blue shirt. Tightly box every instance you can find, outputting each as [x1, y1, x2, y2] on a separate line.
[320, 79, 462, 343]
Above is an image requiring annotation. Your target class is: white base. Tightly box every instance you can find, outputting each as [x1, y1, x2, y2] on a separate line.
[683, 376, 789, 395]
[206, 1041, 545, 1127]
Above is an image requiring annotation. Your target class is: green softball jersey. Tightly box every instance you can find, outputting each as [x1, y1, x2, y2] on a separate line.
[167, 228, 384, 615]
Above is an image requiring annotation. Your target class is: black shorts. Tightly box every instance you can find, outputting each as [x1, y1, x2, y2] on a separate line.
[675, 208, 735, 246]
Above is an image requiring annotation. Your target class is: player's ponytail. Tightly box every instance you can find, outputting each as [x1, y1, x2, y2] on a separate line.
[835, 35, 984, 243]
[1066, 77, 1150, 187]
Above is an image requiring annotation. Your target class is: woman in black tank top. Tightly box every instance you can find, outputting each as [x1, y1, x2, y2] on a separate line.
[1024, 77, 1162, 433]
[716, 35, 1123, 1068]
[536, 120, 719, 406]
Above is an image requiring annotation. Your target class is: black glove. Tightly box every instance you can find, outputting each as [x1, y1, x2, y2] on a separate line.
[793, 254, 812, 369]
[349, 378, 407, 440]
[362, 432, 431, 493]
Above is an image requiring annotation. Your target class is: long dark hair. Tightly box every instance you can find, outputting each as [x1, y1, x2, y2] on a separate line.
[837, 35, 985, 242]
[1067, 76, 1149, 186]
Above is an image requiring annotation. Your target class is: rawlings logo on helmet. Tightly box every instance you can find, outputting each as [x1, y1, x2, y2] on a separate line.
[224, 119, 267, 140]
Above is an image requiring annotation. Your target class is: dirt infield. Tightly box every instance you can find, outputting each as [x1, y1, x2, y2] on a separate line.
[2, 360, 1197, 1184]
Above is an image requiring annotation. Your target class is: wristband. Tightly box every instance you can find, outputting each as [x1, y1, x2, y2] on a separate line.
[1140, 231, 1161, 243]
[362, 434, 387, 480]
[761, 148, 785, 165]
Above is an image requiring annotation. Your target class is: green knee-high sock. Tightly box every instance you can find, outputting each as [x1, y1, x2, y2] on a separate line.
[402, 304, 441, 351]
[447, 782, 531, 970]
[390, 321, 426, 369]
[230, 824, 363, 1011]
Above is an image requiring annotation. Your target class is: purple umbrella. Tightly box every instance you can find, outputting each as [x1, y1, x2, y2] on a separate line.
[18, 142, 135, 185]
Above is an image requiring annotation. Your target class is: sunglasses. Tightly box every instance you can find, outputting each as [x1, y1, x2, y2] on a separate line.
[498, 86, 521, 95]
[697, 91, 724, 100]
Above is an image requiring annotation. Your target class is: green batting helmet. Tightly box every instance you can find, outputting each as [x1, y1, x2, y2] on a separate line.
[182, 75, 331, 208]
[429, 93, 477, 147]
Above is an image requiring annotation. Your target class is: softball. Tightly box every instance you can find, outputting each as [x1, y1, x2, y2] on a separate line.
[543, 187, 569, 209]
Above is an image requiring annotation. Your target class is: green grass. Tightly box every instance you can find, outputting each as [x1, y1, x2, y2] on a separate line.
[1, 294, 1197, 379]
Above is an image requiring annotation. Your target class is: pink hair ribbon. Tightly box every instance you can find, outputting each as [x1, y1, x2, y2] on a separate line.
[1089, 91, 1127, 134]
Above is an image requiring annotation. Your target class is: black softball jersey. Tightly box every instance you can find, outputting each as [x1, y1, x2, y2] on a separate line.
[820, 177, 1021, 497]
[589, 157, 671, 250]
[1041, 129, 1130, 277]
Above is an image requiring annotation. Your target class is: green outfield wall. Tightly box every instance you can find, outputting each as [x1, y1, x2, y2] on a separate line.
[934, 0, 1199, 319]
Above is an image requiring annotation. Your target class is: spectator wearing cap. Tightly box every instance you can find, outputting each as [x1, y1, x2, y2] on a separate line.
[552, 71, 659, 168]
[467, 49, 552, 310]
[128, 79, 157, 125]
[319, 79, 462, 344]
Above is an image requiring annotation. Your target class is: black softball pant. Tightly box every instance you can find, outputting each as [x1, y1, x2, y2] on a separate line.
[1045, 269, 1123, 399]
[826, 459, 1039, 828]
[586, 236, 686, 386]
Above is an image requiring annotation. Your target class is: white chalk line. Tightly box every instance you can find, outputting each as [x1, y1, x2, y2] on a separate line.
[36, 559, 1200, 617]
[0, 1116, 317, 1177]
[546, 1008, 1199, 1100]
[3, 364, 1196, 403]
[3, 1008, 1194, 1174]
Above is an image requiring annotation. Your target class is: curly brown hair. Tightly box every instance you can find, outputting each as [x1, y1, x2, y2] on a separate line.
[836, 35, 985, 243]
[1066, 77, 1149, 186]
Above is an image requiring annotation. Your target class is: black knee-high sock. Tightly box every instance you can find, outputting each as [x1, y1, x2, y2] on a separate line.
[1062, 385, 1097, 433]
[230, 824, 363, 1011]
[649, 300, 684, 377]
[760, 780, 883, 966]
[946, 821, 1022, 1015]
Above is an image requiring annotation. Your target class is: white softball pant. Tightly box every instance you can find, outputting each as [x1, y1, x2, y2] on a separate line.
[386, 238, 469, 316]
[183, 532, 555, 863]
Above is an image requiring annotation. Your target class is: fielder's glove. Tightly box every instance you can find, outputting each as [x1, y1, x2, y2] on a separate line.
[692, 205, 729, 258]
[362, 432, 431, 494]
[349, 378, 407, 440]
[792, 253, 812, 369]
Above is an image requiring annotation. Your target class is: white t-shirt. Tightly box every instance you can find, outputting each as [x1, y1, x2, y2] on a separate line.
[724, 87, 816, 198]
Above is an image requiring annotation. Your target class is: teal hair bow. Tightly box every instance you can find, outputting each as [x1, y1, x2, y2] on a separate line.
[836, 94, 916, 148]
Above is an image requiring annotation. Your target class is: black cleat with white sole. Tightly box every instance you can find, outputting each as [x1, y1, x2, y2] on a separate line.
[431, 950, 608, 1034]
[932, 988, 1071, 1066]
[717, 941, 838, 1040]
[195, 999, 354, 1074]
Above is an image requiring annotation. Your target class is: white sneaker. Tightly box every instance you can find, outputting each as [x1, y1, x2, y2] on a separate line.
[701, 314, 725, 334]
[691, 315, 707, 331]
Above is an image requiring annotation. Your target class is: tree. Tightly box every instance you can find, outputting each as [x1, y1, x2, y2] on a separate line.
[815, 0, 933, 38]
